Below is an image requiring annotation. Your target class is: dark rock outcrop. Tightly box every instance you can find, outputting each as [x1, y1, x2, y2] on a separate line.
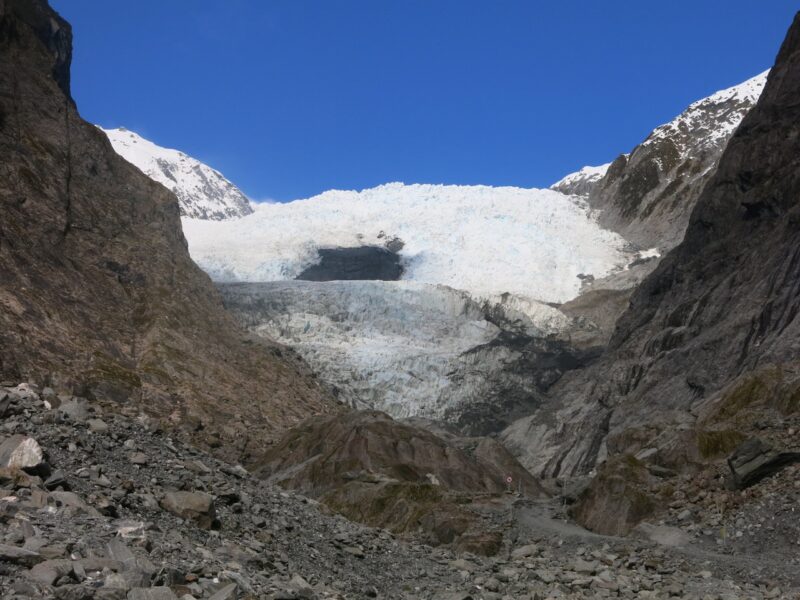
[504, 12, 800, 479]
[726, 437, 800, 490]
[295, 246, 404, 281]
[570, 455, 661, 536]
[444, 330, 602, 435]
[0, 0, 339, 463]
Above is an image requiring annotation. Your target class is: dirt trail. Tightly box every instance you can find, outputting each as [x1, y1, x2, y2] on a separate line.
[512, 498, 800, 590]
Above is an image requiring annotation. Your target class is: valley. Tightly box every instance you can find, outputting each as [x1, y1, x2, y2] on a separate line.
[1, 0, 799, 598]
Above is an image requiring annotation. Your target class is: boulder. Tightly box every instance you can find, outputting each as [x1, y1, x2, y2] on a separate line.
[87, 418, 110, 434]
[129, 453, 148, 466]
[27, 559, 74, 585]
[0, 435, 46, 473]
[50, 491, 102, 517]
[0, 543, 43, 566]
[207, 583, 237, 600]
[159, 491, 218, 529]
[725, 437, 800, 489]
[0, 467, 37, 489]
[510, 544, 539, 560]
[570, 455, 659, 536]
[57, 399, 91, 423]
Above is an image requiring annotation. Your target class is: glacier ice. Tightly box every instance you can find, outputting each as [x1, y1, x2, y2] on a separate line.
[183, 182, 634, 304]
[221, 280, 583, 432]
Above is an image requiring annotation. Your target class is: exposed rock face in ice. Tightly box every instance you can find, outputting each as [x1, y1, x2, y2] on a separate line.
[296, 246, 404, 281]
[220, 280, 593, 434]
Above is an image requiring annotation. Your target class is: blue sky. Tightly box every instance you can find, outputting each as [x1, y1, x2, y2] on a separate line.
[56, 1, 797, 202]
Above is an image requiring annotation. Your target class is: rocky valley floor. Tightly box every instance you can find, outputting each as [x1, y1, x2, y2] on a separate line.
[0, 384, 797, 600]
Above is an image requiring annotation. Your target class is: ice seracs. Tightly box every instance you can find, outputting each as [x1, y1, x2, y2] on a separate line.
[221, 280, 582, 432]
[174, 72, 769, 432]
[102, 127, 253, 220]
[183, 182, 633, 304]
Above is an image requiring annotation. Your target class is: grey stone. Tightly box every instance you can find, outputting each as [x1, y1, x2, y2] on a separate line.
[0, 435, 45, 471]
[160, 491, 217, 529]
[129, 452, 148, 465]
[0, 543, 42, 566]
[208, 583, 237, 600]
[58, 399, 91, 423]
[50, 491, 102, 516]
[27, 559, 75, 585]
[127, 588, 177, 600]
[88, 419, 110, 434]
[726, 437, 800, 490]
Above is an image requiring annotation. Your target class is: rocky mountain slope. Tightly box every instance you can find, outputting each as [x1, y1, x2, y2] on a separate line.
[503, 10, 800, 531]
[555, 71, 768, 251]
[0, 0, 338, 463]
[103, 127, 253, 220]
[253, 410, 545, 553]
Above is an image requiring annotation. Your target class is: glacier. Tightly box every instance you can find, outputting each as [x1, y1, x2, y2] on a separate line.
[182, 182, 635, 304]
[221, 280, 591, 434]
[101, 70, 769, 434]
[180, 183, 643, 428]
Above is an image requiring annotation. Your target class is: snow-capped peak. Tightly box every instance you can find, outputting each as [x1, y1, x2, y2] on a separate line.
[551, 70, 769, 200]
[550, 163, 611, 197]
[102, 127, 253, 220]
[646, 69, 769, 150]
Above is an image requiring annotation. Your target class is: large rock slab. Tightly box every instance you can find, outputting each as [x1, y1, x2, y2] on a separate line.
[570, 455, 660, 536]
[0, 436, 45, 472]
[159, 491, 218, 529]
[0, 544, 43, 566]
[726, 437, 800, 489]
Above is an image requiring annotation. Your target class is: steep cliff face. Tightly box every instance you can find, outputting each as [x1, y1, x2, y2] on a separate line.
[0, 0, 338, 462]
[504, 13, 800, 479]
